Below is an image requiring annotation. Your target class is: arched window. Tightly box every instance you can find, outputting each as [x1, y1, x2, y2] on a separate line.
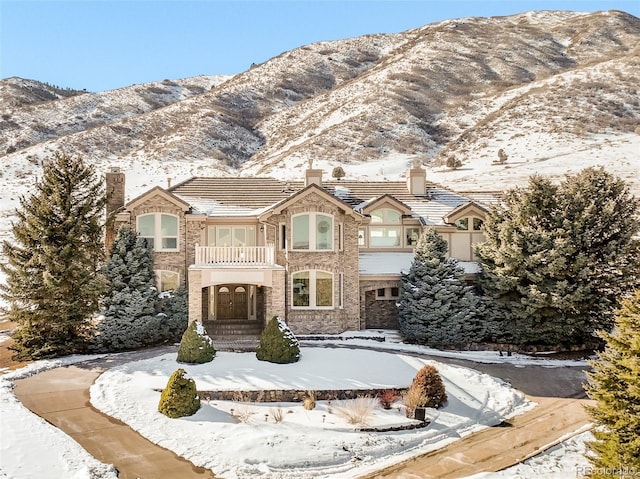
[137, 213, 179, 251]
[292, 270, 333, 308]
[369, 208, 401, 247]
[291, 213, 333, 251]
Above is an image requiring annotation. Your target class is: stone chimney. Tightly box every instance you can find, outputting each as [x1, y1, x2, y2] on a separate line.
[406, 166, 426, 195]
[305, 159, 323, 187]
[105, 167, 125, 252]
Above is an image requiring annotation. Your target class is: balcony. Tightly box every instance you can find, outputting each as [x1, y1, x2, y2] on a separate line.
[194, 244, 276, 267]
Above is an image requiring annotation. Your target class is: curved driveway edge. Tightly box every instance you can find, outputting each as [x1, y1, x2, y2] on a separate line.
[13, 365, 214, 479]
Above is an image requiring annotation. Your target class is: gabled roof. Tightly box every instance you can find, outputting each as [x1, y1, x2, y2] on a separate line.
[126, 186, 191, 211]
[443, 201, 489, 224]
[259, 183, 363, 220]
[358, 194, 413, 216]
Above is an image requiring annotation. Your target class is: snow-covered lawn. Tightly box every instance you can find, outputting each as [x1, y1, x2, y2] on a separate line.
[89, 348, 530, 478]
[0, 334, 593, 479]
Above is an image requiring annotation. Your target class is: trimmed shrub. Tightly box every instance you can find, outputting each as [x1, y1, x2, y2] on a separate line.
[177, 322, 216, 364]
[378, 389, 400, 410]
[412, 365, 447, 409]
[158, 368, 200, 418]
[256, 316, 300, 364]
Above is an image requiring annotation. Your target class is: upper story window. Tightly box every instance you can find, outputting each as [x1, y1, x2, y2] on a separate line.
[207, 226, 256, 247]
[371, 208, 401, 224]
[292, 213, 333, 251]
[368, 208, 402, 248]
[292, 270, 333, 309]
[137, 213, 178, 251]
[454, 217, 484, 231]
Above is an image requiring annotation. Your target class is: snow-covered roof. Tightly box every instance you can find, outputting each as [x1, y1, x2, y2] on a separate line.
[359, 252, 414, 276]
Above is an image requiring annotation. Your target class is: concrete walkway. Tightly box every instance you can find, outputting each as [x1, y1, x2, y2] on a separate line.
[363, 395, 592, 478]
[13, 366, 214, 479]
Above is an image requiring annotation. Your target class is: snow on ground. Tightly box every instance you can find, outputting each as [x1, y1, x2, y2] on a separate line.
[90, 348, 531, 478]
[0, 331, 592, 479]
[0, 355, 118, 479]
[467, 429, 594, 479]
[300, 329, 591, 367]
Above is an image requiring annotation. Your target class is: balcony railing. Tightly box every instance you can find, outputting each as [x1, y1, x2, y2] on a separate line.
[194, 244, 276, 266]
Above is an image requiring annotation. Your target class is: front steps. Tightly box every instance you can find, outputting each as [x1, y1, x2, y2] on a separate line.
[204, 320, 263, 351]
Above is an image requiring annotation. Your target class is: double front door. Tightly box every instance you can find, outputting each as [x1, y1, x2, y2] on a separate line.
[216, 284, 248, 320]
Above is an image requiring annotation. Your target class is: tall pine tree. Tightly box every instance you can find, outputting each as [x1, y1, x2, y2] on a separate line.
[397, 228, 486, 347]
[476, 168, 640, 348]
[0, 152, 106, 359]
[95, 225, 158, 351]
[585, 289, 640, 476]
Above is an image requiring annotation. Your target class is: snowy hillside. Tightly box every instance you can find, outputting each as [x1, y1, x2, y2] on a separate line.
[1, 10, 639, 250]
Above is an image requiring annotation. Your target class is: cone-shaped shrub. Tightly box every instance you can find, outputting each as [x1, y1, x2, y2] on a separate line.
[158, 368, 200, 418]
[177, 321, 216, 364]
[412, 365, 447, 408]
[256, 316, 300, 364]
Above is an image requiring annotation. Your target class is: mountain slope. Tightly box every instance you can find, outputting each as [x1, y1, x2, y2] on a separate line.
[1, 10, 639, 249]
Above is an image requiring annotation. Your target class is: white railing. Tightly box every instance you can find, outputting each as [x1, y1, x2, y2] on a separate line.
[194, 243, 275, 266]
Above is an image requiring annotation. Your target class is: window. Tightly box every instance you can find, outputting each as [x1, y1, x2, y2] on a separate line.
[358, 228, 366, 247]
[405, 227, 421, 247]
[279, 223, 287, 250]
[157, 270, 179, 292]
[291, 213, 333, 251]
[138, 214, 178, 251]
[369, 208, 402, 247]
[455, 218, 469, 231]
[453, 217, 484, 231]
[370, 227, 401, 247]
[292, 270, 333, 308]
[376, 287, 400, 300]
[207, 226, 256, 247]
[371, 209, 401, 224]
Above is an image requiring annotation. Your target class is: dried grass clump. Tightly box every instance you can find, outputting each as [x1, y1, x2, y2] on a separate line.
[334, 396, 378, 426]
[402, 383, 428, 419]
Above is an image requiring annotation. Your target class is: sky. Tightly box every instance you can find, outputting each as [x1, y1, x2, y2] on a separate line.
[1, 0, 639, 92]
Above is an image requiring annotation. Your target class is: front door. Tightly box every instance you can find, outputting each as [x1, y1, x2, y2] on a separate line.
[216, 285, 248, 320]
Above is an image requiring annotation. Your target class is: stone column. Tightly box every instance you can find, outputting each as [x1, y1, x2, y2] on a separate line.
[188, 268, 202, 324]
[265, 269, 286, 322]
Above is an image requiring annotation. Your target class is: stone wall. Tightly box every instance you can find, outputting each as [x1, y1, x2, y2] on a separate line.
[198, 387, 409, 403]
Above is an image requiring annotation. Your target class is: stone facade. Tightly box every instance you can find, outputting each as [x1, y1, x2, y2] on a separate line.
[263, 190, 361, 334]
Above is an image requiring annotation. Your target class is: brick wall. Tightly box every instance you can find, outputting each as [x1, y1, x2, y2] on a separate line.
[360, 279, 402, 329]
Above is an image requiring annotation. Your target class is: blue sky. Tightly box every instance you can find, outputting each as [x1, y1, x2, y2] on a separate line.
[2, 0, 639, 92]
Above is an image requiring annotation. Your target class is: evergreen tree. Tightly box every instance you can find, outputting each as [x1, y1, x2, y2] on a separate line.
[158, 368, 201, 418]
[397, 228, 487, 347]
[256, 316, 300, 364]
[476, 168, 640, 348]
[177, 321, 216, 364]
[412, 365, 448, 409]
[0, 152, 106, 359]
[585, 290, 640, 476]
[94, 226, 158, 351]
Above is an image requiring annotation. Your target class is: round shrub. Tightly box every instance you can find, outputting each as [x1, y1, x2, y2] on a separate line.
[256, 316, 300, 364]
[158, 368, 200, 418]
[412, 364, 447, 409]
[177, 321, 216, 364]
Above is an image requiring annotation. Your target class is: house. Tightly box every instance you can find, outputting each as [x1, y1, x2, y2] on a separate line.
[105, 165, 497, 338]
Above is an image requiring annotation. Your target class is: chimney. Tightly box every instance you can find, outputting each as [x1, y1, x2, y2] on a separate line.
[406, 166, 426, 195]
[105, 167, 125, 252]
[305, 159, 323, 187]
